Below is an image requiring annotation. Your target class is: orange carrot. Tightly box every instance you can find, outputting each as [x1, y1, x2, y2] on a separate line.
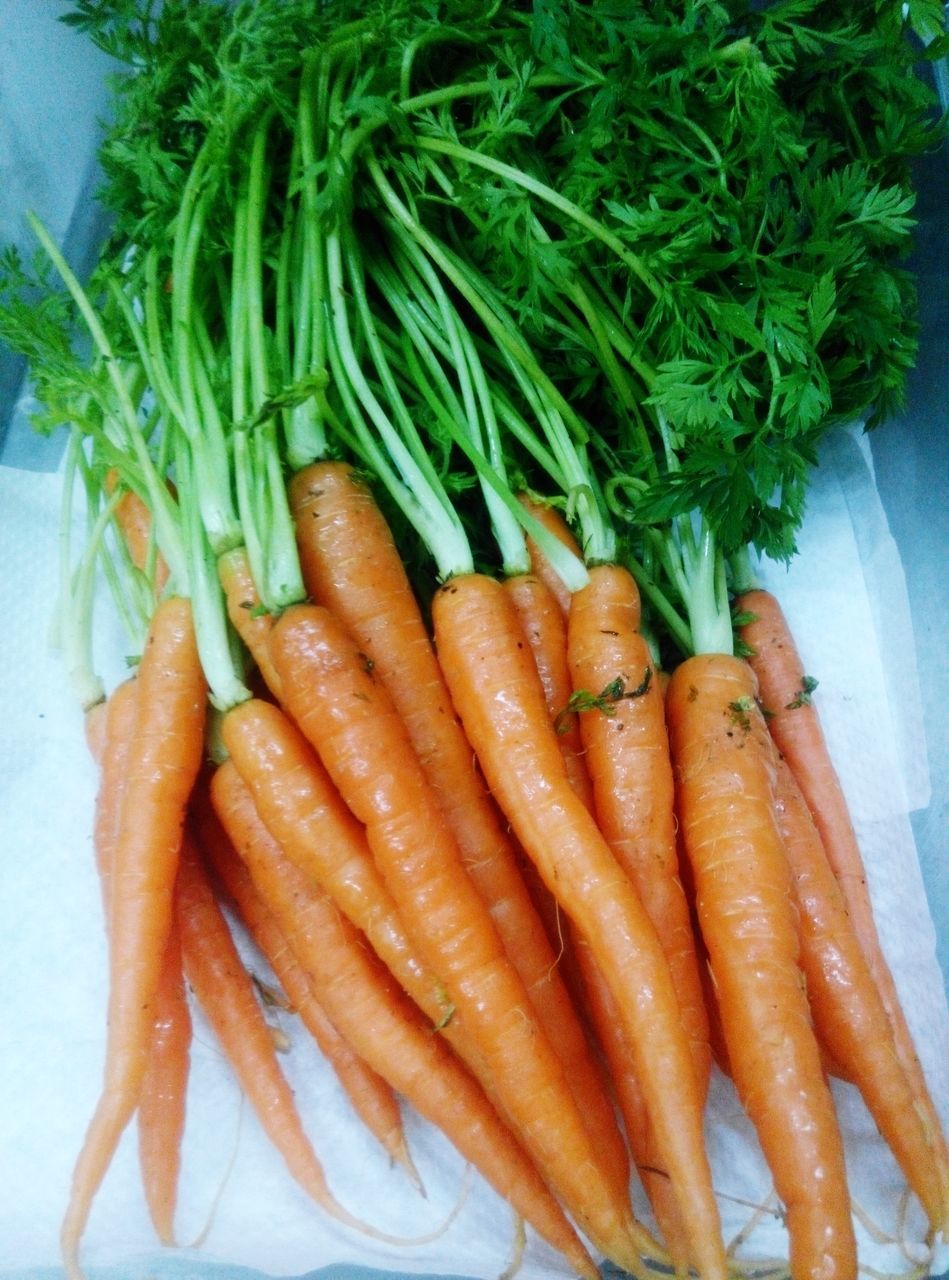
[517, 492, 582, 617]
[216, 546, 282, 696]
[288, 461, 629, 1202]
[190, 784, 418, 1184]
[136, 922, 191, 1245]
[432, 573, 727, 1280]
[209, 759, 600, 1279]
[772, 749, 949, 1233]
[105, 468, 170, 597]
[504, 571, 595, 811]
[61, 596, 207, 1280]
[177, 830, 437, 1245]
[665, 653, 857, 1280]
[220, 697, 459, 1041]
[567, 565, 710, 1084]
[267, 600, 656, 1274]
[737, 587, 949, 1202]
[86, 676, 193, 1246]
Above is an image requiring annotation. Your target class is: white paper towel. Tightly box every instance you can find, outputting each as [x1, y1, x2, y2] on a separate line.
[0, 423, 947, 1280]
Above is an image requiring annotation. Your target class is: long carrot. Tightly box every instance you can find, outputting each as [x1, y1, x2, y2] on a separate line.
[190, 782, 419, 1184]
[61, 595, 207, 1280]
[87, 676, 192, 1248]
[665, 652, 857, 1280]
[175, 831, 442, 1246]
[431, 572, 727, 1280]
[267, 599, 657, 1274]
[771, 749, 949, 1233]
[566, 565, 711, 1082]
[288, 460, 629, 1202]
[736, 586, 949, 1202]
[209, 758, 601, 1279]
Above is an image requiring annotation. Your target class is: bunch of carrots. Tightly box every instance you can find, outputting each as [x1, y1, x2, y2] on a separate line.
[3, 3, 948, 1279]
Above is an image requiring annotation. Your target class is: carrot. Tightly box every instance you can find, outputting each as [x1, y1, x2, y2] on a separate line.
[105, 468, 171, 598]
[219, 697, 462, 1043]
[504, 571, 595, 811]
[517, 492, 582, 617]
[136, 922, 191, 1245]
[267, 599, 657, 1274]
[736, 587, 949, 1202]
[209, 758, 601, 1279]
[86, 676, 192, 1246]
[566, 565, 711, 1084]
[217, 545, 282, 697]
[61, 595, 207, 1280]
[431, 572, 727, 1280]
[288, 461, 628, 1202]
[665, 652, 857, 1280]
[85, 680, 192, 1244]
[190, 783, 418, 1184]
[771, 749, 949, 1233]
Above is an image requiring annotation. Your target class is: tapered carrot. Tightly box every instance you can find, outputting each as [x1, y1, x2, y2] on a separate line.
[665, 653, 857, 1280]
[268, 600, 656, 1274]
[567, 565, 710, 1083]
[431, 573, 727, 1280]
[177, 830, 440, 1246]
[772, 750, 949, 1233]
[288, 460, 631, 1206]
[86, 675, 192, 1246]
[517, 492, 582, 617]
[190, 784, 418, 1184]
[137, 922, 191, 1245]
[505, 562, 699, 1272]
[61, 595, 207, 1280]
[737, 587, 949, 1201]
[209, 759, 600, 1279]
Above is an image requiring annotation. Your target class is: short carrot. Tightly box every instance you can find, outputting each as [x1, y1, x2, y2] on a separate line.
[216, 545, 282, 697]
[288, 460, 628, 1200]
[431, 572, 727, 1280]
[517, 492, 582, 617]
[268, 600, 656, 1274]
[737, 587, 949, 1204]
[105, 468, 170, 598]
[61, 595, 207, 1280]
[190, 782, 418, 1184]
[504, 571, 595, 812]
[772, 749, 949, 1233]
[665, 652, 857, 1280]
[209, 758, 601, 1279]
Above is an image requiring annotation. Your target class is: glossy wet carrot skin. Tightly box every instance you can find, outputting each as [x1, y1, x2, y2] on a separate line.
[267, 600, 656, 1275]
[666, 653, 857, 1280]
[432, 572, 726, 1280]
[289, 462, 628, 1195]
[61, 596, 207, 1280]
[209, 760, 600, 1279]
[738, 588, 949, 1210]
